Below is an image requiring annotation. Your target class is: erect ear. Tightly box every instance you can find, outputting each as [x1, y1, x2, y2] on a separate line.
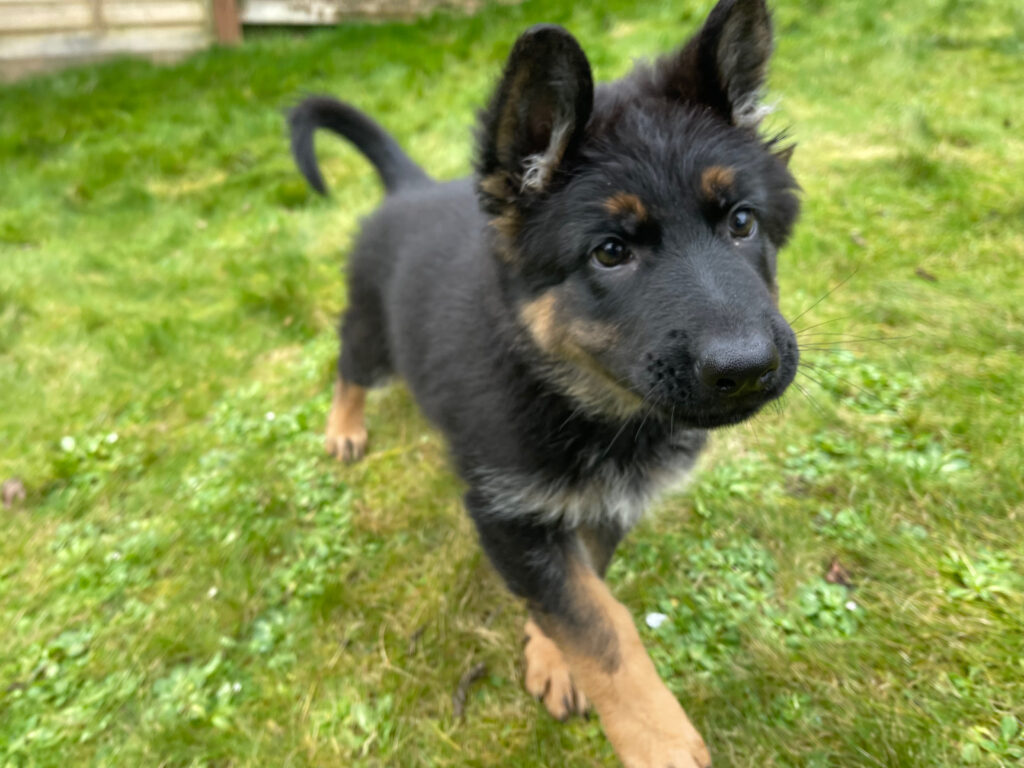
[650, 0, 774, 128]
[476, 25, 593, 215]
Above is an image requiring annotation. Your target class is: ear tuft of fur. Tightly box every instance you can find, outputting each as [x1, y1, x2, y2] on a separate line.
[475, 25, 594, 217]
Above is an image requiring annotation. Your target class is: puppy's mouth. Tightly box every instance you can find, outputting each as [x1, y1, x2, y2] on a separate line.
[642, 389, 774, 430]
[670, 395, 773, 429]
[638, 355, 797, 429]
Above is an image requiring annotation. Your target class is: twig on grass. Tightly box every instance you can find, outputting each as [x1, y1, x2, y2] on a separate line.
[452, 662, 487, 720]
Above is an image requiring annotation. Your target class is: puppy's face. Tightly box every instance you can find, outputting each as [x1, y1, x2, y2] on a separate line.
[477, 1, 800, 428]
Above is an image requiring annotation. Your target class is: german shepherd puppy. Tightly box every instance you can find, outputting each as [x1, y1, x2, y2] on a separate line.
[289, 0, 798, 764]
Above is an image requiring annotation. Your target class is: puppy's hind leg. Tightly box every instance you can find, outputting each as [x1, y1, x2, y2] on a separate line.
[326, 293, 392, 463]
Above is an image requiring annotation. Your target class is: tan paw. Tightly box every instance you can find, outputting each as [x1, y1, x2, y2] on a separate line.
[603, 689, 711, 768]
[551, 566, 712, 767]
[324, 428, 368, 463]
[619, 742, 710, 768]
[324, 379, 368, 463]
[682, 719, 712, 768]
[636, 733, 711, 768]
[523, 618, 589, 721]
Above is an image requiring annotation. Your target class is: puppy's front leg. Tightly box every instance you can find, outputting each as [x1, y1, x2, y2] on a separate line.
[551, 564, 710, 768]
[467, 500, 710, 768]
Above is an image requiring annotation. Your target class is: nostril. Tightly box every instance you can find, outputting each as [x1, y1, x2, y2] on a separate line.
[715, 377, 738, 394]
[758, 356, 779, 382]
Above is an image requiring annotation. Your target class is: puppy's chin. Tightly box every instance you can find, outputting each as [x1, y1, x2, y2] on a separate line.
[647, 392, 781, 430]
[685, 403, 766, 430]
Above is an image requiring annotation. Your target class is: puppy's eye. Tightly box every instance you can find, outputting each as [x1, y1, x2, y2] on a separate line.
[728, 207, 757, 239]
[591, 238, 633, 268]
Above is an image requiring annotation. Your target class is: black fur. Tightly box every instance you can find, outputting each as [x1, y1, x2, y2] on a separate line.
[290, 0, 800, 752]
[289, 95, 430, 195]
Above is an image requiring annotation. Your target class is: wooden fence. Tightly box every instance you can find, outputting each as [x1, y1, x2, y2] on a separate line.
[0, 0, 484, 81]
[0, 0, 240, 81]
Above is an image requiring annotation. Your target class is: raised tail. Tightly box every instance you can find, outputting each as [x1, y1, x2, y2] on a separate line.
[288, 95, 432, 195]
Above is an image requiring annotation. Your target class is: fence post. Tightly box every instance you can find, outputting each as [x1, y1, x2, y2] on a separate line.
[212, 0, 243, 45]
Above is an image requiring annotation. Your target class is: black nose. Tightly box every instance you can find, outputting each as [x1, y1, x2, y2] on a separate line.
[698, 338, 780, 397]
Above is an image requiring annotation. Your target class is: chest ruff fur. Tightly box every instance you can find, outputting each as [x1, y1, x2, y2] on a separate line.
[471, 428, 707, 529]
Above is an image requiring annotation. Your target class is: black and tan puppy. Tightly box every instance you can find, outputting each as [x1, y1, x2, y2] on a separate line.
[289, 1, 799, 764]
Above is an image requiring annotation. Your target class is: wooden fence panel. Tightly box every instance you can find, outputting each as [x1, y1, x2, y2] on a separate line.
[0, 0, 215, 80]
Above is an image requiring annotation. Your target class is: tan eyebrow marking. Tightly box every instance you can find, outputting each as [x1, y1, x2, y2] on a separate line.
[602, 192, 648, 221]
[700, 165, 736, 202]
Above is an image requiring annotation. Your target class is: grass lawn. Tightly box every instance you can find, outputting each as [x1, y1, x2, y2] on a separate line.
[1, 0, 1022, 765]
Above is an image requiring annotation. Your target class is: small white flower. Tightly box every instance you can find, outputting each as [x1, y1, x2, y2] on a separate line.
[265, 411, 276, 421]
[108, 551, 123, 562]
[207, 586, 219, 599]
[845, 600, 858, 611]
[105, 432, 119, 444]
[645, 612, 669, 629]
[232, 682, 241, 693]
[60, 436, 76, 452]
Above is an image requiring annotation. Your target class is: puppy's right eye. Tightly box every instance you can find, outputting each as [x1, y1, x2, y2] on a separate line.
[591, 238, 633, 268]
[728, 206, 758, 239]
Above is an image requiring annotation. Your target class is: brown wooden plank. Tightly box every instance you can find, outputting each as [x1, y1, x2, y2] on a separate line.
[211, 0, 239, 44]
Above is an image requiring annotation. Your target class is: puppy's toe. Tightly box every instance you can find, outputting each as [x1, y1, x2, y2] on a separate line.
[324, 380, 368, 463]
[684, 725, 711, 768]
[523, 621, 589, 721]
[325, 430, 368, 463]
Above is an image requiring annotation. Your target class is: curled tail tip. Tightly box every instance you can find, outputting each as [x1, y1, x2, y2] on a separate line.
[288, 98, 331, 195]
[286, 94, 430, 196]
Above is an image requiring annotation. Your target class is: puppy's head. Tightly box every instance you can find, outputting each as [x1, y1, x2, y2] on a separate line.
[476, 0, 800, 429]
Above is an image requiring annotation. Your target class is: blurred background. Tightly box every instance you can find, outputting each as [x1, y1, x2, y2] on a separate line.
[1, 1, 1022, 766]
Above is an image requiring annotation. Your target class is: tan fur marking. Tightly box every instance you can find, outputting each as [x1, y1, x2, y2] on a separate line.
[480, 172, 521, 260]
[559, 320, 642, 419]
[565, 318, 618, 351]
[519, 292, 643, 419]
[542, 563, 711, 768]
[520, 292, 560, 353]
[523, 618, 589, 720]
[700, 165, 736, 202]
[489, 211, 521, 250]
[479, 172, 514, 204]
[603, 192, 648, 221]
[324, 379, 368, 463]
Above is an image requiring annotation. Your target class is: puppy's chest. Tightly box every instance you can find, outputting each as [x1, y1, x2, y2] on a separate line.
[474, 427, 707, 529]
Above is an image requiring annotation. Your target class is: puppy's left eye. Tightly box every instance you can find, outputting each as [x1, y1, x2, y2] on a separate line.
[728, 207, 757, 239]
[591, 238, 634, 268]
